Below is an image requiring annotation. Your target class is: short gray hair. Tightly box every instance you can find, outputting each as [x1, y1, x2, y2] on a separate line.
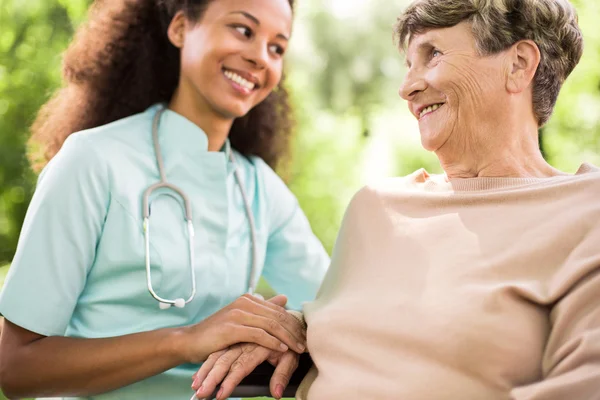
[395, 0, 584, 126]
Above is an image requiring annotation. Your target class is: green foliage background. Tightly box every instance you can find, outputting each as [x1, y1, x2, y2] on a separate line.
[0, 0, 599, 398]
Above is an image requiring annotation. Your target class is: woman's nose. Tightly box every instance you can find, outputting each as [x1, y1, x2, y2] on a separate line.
[242, 40, 269, 70]
[399, 68, 427, 101]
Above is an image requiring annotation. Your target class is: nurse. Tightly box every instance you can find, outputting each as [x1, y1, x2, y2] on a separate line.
[0, 0, 329, 399]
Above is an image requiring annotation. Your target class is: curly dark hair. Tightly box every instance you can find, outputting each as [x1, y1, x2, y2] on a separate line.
[30, 0, 295, 171]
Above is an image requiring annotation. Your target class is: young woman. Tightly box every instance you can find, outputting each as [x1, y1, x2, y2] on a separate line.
[0, 0, 329, 399]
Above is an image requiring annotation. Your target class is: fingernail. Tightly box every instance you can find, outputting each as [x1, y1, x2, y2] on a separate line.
[275, 384, 284, 398]
[195, 384, 204, 395]
[298, 343, 305, 351]
[216, 387, 224, 399]
[280, 343, 288, 351]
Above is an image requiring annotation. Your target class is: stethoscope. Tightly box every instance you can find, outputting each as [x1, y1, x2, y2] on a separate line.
[143, 105, 259, 309]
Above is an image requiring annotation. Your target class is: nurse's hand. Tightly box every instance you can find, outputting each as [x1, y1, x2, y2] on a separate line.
[191, 343, 299, 400]
[178, 294, 306, 364]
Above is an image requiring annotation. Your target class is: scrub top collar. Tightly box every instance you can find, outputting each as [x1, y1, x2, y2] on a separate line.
[221, 136, 232, 160]
[148, 104, 237, 175]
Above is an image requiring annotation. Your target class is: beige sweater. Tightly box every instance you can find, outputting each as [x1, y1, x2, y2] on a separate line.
[299, 163, 600, 400]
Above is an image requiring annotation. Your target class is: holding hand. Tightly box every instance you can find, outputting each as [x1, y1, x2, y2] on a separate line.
[176, 294, 306, 365]
[191, 342, 300, 400]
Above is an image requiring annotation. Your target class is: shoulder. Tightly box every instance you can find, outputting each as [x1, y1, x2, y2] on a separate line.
[239, 155, 302, 229]
[340, 169, 441, 222]
[245, 155, 277, 180]
[546, 163, 600, 210]
[39, 107, 156, 187]
[40, 132, 106, 184]
[575, 162, 600, 186]
[355, 168, 436, 201]
[573, 163, 600, 216]
[67, 106, 155, 153]
[242, 154, 291, 194]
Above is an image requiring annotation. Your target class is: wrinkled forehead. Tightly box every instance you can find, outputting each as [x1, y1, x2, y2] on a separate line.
[406, 28, 442, 50]
[404, 22, 476, 66]
[403, 29, 442, 66]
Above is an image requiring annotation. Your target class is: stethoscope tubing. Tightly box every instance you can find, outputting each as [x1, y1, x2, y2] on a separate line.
[144, 106, 258, 310]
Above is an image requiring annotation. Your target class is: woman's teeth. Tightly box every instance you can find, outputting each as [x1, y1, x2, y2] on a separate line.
[224, 70, 255, 91]
[420, 103, 443, 118]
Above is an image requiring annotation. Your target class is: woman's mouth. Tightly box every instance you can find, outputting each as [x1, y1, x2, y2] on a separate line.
[223, 68, 256, 94]
[419, 103, 444, 119]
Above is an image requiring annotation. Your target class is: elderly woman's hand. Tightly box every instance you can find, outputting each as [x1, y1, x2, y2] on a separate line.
[191, 343, 300, 400]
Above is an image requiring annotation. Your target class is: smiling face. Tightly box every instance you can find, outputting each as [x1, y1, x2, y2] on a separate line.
[171, 0, 292, 120]
[398, 21, 511, 153]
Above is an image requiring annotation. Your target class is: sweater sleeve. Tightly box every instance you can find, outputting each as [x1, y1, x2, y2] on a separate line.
[293, 187, 378, 400]
[511, 228, 600, 399]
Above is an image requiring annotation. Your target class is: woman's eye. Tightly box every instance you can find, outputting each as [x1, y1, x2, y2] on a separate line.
[432, 49, 442, 58]
[234, 26, 252, 38]
[269, 44, 285, 56]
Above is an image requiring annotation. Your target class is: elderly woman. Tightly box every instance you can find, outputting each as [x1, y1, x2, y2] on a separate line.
[190, 0, 600, 399]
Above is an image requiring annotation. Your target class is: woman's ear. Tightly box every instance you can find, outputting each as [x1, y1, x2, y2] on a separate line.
[506, 40, 541, 94]
[167, 11, 187, 48]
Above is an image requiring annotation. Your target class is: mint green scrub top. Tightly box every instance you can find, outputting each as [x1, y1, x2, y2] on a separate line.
[0, 104, 330, 399]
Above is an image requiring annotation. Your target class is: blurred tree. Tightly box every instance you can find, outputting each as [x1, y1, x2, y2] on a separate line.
[0, 0, 91, 265]
[282, 0, 409, 253]
[544, 0, 600, 171]
[291, 0, 406, 138]
[0, 0, 599, 399]
[0, 0, 597, 282]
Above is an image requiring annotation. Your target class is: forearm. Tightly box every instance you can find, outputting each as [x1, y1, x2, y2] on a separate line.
[2, 295, 306, 398]
[2, 327, 186, 399]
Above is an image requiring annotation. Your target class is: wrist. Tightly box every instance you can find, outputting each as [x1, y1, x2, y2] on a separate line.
[160, 326, 191, 365]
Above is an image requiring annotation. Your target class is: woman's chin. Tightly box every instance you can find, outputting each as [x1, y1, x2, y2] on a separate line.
[215, 103, 252, 120]
[420, 132, 444, 152]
